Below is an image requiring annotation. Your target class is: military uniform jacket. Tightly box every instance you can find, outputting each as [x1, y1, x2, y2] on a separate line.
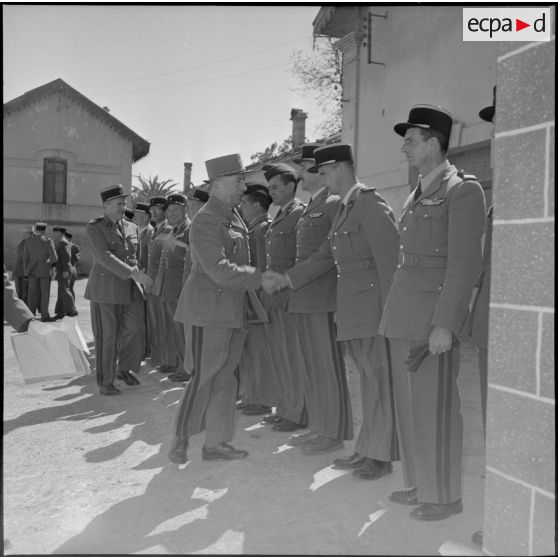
[174, 196, 262, 329]
[289, 184, 399, 341]
[247, 213, 271, 271]
[263, 198, 305, 310]
[55, 237, 73, 278]
[138, 225, 154, 271]
[15, 237, 29, 276]
[182, 226, 193, 284]
[378, 164, 486, 341]
[23, 235, 57, 277]
[158, 219, 190, 302]
[288, 189, 340, 314]
[84, 215, 140, 304]
[147, 221, 173, 281]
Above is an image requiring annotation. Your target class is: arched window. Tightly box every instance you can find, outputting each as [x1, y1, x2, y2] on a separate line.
[43, 157, 67, 204]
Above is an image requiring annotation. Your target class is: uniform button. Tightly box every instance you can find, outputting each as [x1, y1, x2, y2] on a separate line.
[370, 283, 374, 287]
[438, 285, 442, 290]
[334, 232, 338, 236]
[409, 210, 413, 215]
[435, 248, 439, 252]
[400, 245, 404, 249]
[402, 226, 407, 231]
[397, 264, 402, 268]
[333, 246, 336, 250]
[424, 214, 428, 218]
[337, 274, 340, 278]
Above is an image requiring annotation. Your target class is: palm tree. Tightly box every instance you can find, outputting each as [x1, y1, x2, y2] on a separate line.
[131, 175, 179, 203]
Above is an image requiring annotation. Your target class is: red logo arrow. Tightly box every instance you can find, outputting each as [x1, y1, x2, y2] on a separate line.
[516, 18, 530, 31]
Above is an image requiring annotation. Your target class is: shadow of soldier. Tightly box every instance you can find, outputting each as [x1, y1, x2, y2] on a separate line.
[52, 464, 246, 555]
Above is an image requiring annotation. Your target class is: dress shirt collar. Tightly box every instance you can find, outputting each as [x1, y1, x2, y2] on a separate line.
[419, 159, 451, 191]
[342, 183, 362, 206]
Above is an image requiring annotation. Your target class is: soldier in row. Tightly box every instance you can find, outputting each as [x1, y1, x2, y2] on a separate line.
[13, 226, 34, 305]
[65, 232, 81, 300]
[52, 226, 78, 319]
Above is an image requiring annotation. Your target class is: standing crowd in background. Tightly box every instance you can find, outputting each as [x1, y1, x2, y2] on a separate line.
[4, 100, 494, 526]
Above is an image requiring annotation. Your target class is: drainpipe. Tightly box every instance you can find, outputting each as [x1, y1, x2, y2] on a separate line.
[353, 8, 365, 170]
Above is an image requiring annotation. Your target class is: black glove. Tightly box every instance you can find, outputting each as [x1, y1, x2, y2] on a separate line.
[405, 344, 431, 373]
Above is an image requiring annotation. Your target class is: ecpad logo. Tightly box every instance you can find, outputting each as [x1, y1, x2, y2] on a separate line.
[463, 8, 551, 42]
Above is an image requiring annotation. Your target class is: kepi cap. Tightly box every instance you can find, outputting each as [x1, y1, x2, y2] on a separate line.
[100, 184, 128, 202]
[293, 143, 322, 164]
[205, 154, 245, 180]
[53, 226, 67, 233]
[149, 196, 168, 208]
[124, 208, 135, 220]
[166, 193, 187, 206]
[65, 232, 73, 239]
[307, 144, 354, 173]
[263, 162, 299, 182]
[134, 202, 151, 214]
[394, 104, 453, 138]
[187, 188, 210, 203]
[34, 222, 47, 232]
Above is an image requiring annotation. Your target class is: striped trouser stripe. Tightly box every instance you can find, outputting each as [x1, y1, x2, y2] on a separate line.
[436, 348, 454, 502]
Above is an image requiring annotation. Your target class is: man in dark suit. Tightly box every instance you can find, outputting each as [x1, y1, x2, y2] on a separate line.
[23, 222, 57, 322]
[65, 231, 81, 300]
[13, 227, 34, 305]
[269, 144, 400, 479]
[379, 105, 486, 520]
[53, 226, 77, 319]
[85, 185, 153, 395]
[169, 154, 267, 463]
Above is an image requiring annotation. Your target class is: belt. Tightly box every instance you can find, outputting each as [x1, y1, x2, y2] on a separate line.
[335, 257, 376, 273]
[399, 253, 447, 268]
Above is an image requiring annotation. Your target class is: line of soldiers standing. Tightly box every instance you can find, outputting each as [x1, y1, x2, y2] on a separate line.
[84, 101, 492, 523]
[13, 222, 80, 322]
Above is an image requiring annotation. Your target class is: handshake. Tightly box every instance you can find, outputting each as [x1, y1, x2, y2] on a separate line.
[130, 268, 154, 289]
[261, 270, 291, 295]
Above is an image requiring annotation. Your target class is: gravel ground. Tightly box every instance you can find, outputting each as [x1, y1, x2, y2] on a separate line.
[3, 278, 485, 555]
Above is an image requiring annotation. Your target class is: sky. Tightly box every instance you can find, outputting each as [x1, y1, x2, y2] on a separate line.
[3, 4, 327, 188]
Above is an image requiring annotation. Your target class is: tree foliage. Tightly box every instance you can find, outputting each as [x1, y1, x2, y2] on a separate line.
[291, 37, 342, 138]
[131, 175, 179, 203]
[249, 137, 294, 165]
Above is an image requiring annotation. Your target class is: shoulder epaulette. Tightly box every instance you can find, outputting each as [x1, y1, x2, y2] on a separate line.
[88, 216, 104, 224]
[457, 170, 478, 181]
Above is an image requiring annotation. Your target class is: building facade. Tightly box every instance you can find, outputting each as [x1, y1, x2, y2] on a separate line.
[3, 78, 150, 273]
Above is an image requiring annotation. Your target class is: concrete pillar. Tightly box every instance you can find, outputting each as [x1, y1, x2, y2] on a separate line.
[290, 109, 308, 150]
[483, 33, 555, 556]
[183, 162, 192, 193]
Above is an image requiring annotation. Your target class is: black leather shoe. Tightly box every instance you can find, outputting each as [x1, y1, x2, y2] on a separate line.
[169, 372, 191, 383]
[116, 370, 140, 386]
[272, 418, 304, 432]
[40, 316, 56, 322]
[263, 414, 283, 424]
[54, 314, 65, 321]
[332, 453, 367, 469]
[286, 432, 318, 447]
[389, 487, 419, 505]
[66, 311, 78, 317]
[410, 500, 463, 521]
[202, 443, 248, 461]
[241, 404, 272, 416]
[352, 458, 393, 480]
[236, 400, 249, 410]
[100, 383, 121, 396]
[158, 365, 177, 374]
[168, 437, 188, 464]
[471, 530, 483, 546]
[301, 436, 343, 454]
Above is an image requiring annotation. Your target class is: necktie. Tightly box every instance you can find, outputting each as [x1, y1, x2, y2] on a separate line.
[413, 179, 422, 201]
[117, 220, 124, 237]
[274, 208, 282, 222]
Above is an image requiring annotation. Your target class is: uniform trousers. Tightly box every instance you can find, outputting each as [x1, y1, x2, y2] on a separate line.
[263, 306, 307, 425]
[389, 338, 462, 504]
[174, 326, 245, 446]
[90, 283, 145, 387]
[14, 274, 29, 305]
[146, 293, 165, 363]
[69, 273, 77, 300]
[345, 336, 399, 462]
[293, 312, 353, 440]
[27, 276, 51, 319]
[54, 275, 76, 315]
[162, 299, 185, 371]
[238, 322, 278, 407]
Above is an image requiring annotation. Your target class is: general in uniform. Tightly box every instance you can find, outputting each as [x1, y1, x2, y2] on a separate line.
[169, 154, 264, 463]
[23, 222, 57, 322]
[53, 226, 77, 318]
[286, 143, 353, 454]
[260, 163, 307, 432]
[379, 105, 486, 520]
[84, 185, 153, 395]
[285, 144, 400, 479]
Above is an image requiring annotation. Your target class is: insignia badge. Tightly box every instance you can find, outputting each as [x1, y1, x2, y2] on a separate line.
[420, 198, 446, 206]
[309, 212, 324, 218]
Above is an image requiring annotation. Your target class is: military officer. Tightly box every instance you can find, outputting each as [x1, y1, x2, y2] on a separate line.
[236, 172, 277, 416]
[271, 144, 400, 478]
[146, 196, 173, 367]
[23, 222, 58, 322]
[13, 227, 34, 304]
[65, 232, 81, 300]
[133, 202, 154, 358]
[169, 154, 266, 463]
[53, 226, 77, 319]
[85, 185, 153, 395]
[4, 265, 34, 333]
[260, 162, 306, 432]
[283, 143, 353, 454]
[156, 193, 190, 379]
[379, 105, 486, 520]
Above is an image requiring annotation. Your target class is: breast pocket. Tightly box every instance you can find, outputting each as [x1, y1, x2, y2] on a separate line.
[224, 227, 246, 260]
[419, 204, 448, 240]
[337, 223, 369, 256]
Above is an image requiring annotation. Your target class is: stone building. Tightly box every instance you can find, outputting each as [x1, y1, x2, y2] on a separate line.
[313, 5, 554, 555]
[3, 78, 150, 273]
